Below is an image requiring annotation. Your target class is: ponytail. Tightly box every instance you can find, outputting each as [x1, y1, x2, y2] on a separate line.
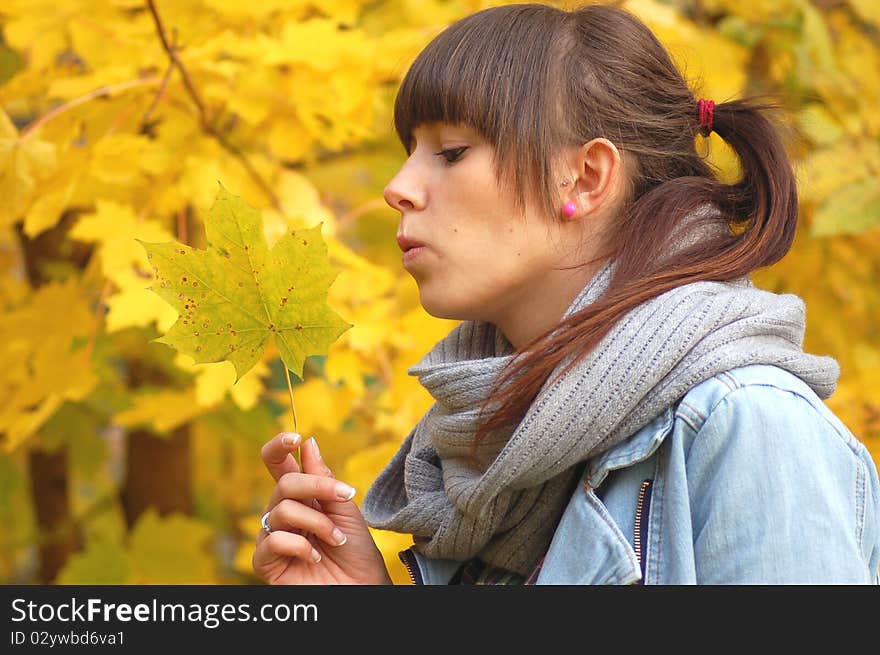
[469, 97, 800, 455]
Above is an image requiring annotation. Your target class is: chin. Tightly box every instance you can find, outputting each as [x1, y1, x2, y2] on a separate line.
[418, 290, 486, 322]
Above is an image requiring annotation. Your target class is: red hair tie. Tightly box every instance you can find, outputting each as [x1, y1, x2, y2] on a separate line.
[697, 98, 715, 136]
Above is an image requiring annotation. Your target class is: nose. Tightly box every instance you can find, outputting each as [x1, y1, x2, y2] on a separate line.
[383, 163, 423, 213]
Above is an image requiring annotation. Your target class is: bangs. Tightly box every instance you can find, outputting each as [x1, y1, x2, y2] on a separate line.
[391, 4, 571, 215]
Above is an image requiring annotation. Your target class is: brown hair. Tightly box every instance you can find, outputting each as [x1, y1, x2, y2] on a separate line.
[390, 2, 798, 453]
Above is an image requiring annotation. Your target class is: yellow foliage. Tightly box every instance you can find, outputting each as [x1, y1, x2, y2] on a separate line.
[1, 0, 877, 585]
[799, 139, 880, 206]
[325, 342, 369, 397]
[0, 278, 98, 451]
[68, 199, 185, 334]
[70, 199, 174, 285]
[174, 354, 270, 411]
[127, 510, 217, 584]
[105, 287, 179, 334]
[824, 10, 880, 136]
[0, 109, 57, 229]
[850, 0, 880, 28]
[797, 104, 844, 147]
[115, 388, 204, 434]
[624, 0, 748, 100]
[273, 376, 358, 439]
[342, 440, 416, 583]
[56, 537, 132, 585]
[269, 169, 339, 242]
[23, 165, 81, 237]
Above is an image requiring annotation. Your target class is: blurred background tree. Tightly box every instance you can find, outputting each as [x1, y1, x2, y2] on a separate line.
[0, 0, 877, 585]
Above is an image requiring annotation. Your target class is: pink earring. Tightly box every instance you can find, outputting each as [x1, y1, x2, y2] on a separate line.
[562, 202, 577, 217]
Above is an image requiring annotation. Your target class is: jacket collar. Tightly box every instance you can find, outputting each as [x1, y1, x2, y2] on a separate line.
[585, 405, 675, 489]
[535, 480, 643, 584]
[535, 406, 675, 585]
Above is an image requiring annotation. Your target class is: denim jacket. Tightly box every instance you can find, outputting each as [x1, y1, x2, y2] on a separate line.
[400, 364, 880, 584]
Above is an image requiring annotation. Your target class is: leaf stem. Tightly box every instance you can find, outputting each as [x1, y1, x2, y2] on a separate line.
[283, 366, 298, 434]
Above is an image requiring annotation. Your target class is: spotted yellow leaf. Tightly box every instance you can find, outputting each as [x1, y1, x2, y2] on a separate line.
[139, 185, 352, 382]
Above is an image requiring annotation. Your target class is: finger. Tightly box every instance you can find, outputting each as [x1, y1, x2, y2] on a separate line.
[302, 436, 332, 478]
[253, 531, 323, 574]
[302, 437, 358, 511]
[261, 432, 302, 482]
[300, 437, 356, 510]
[256, 509, 302, 549]
[266, 471, 356, 510]
[266, 499, 348, 548]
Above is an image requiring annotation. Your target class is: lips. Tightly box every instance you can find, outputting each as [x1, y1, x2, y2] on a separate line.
[396, 234, 426, 253]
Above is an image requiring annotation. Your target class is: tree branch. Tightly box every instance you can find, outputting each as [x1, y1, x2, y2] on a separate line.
[20, 77, 162, 141]
[141, 58, 175, 131]
[336, 198, 390, 233]
[145, 0, 282, 211]
[145, 0, 208, 128]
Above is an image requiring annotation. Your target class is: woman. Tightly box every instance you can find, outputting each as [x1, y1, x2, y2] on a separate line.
[252, 3, 880, 584]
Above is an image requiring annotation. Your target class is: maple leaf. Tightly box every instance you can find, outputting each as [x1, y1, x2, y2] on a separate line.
[138, 186, 352, 382]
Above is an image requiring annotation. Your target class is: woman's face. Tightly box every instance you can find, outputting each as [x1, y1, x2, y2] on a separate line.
[383, 121, 570, 327]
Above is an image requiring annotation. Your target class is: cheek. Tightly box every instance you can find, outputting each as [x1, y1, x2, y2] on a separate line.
[455, 249, 529, 300]
[448, 223, 535, 286]
[414, 254, 510, 319]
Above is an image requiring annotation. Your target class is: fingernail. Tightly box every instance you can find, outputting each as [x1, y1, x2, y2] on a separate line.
[281, 433, 300, 448]
[331, 527, 347, 546]
[334, 482, 356, 501]
[311, 548, 322, 563]
[310, 437, 322, 461]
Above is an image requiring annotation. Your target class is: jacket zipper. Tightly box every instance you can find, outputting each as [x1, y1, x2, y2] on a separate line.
[398, 547, 423, 585]
[633, 479, 653, 584]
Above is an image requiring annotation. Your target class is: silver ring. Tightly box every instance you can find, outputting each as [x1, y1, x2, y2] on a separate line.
[260, 511, 272, 535]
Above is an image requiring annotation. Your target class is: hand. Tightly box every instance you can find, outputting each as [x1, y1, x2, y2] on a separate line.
[252, 432, 393, 585]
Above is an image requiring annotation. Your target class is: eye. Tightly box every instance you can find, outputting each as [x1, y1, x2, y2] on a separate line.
[434, 146, 468, 165]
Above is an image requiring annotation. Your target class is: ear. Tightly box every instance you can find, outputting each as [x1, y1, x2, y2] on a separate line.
[561, 138, 623, 219]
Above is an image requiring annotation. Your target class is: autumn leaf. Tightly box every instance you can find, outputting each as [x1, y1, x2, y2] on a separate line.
[115, 388, 204, 435]
[0, 108, 57, 229]
[0, 278, 98, 452]
[128, 510, 216, 584]
[56, 537, 132, 585]
[138, 185, 352, 382]
[812, 180, 880, 236]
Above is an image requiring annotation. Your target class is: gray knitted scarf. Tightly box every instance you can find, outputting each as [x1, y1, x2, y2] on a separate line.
[362, 220, 840, 577]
